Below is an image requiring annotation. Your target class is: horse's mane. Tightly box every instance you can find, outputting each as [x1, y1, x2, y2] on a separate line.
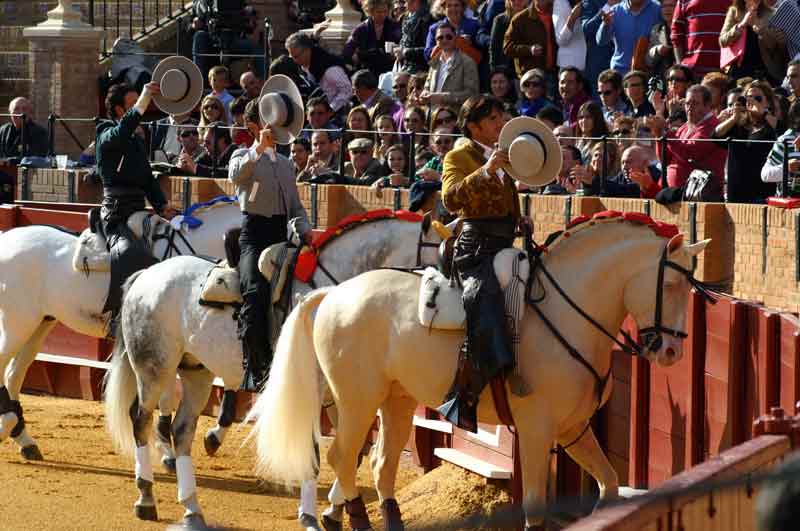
[539, 210, 679, 253]
[311, 209, 422, 251]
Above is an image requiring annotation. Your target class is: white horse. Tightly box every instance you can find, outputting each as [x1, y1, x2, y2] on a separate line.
[0, 201, 241, 460]
[102, 213, 446, 528]
[249, 215, 713, 530]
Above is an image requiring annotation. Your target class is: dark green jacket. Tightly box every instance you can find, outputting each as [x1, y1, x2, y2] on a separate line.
[96, 108, 167, 212]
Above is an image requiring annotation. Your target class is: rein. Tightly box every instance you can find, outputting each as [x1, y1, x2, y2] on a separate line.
[150, 217, 198, 260]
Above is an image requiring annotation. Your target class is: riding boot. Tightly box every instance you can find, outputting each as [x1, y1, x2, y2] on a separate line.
[436, 345, 484, 433]
[238, 291, 272, 392]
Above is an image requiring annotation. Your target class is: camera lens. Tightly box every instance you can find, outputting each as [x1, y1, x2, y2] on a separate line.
[737, 96, 746, 105]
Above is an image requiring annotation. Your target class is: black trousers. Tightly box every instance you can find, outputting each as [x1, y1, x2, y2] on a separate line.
[238, 213, 288, 384]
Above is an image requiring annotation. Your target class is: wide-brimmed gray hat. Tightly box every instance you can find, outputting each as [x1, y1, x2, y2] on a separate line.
[150, 56, 204, 116]
[258, 74, 304, 145]
[498, 116, 562, 187]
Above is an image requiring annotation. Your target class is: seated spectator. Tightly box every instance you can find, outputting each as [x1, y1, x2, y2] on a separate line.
[239, 70, 263, 100]
[553, 0, 587, 72]
[177, 124, 205, 161]
[762, 100, 800, 190]
[701, 71, 731, 116]
[395, 0, 434, 74]
[406, 73, 429, 109]
[343, 0, 402, 77]
[402, 106, 429, 148]
[542, 144, 582, 193]
[408, 179, 443, 212]
[301, 96, 340, 141]
[611, 115, 637, 151]
[651, 64, 693, 117]
[623, 70, 656, 117]
[559, 66, 590, 126]
[713, 80, 777, 202]
[285, 32, 351, 115]
[489, 0, 529, 72]
[504, 0, 558, 81]
[374, 114, 400, 162]
[199, 95, 229, 135]
[569, 140, 621, 193]
[787, 60, 800, 105]
[424, 0, 481, 61]
[646, 0, 676, 78]
[554, 124, 576, 146]
[347, 106, 375, 139]
[229, 96, 254, 147]
[594, 144, 662, 197]
[345, 138, 386, 184]
[423, 22, 480, 107]
[416, 126, 455, 180]
[597, 0, 661, 76]
[353, 69, 403, 126]
[176, 122, 237, 179]
[415, 147, 437, 169]
[575, 101, 610, 162]
[671, 0, 728, 80]
[0, 97, 48, 159]
[719, 0, 787, 85]
[489, 67, 519, 105]
[518, 68, 553, 117]
[291, 137, 312, 174]
[269, 54, 316, 101]
[652, 84, 725, 196]
[392, 72, 411, 104]
[297, 130, 341, 182]
[598, 69, 629, 124]
[376, 143, 411, 188]
[537, 105, 566, 128]
[208, 66, 235, 123]
[152, 111, 196, 162]
[430, 106, 459, 131]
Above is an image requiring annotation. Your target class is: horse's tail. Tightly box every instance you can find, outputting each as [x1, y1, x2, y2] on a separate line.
[102, 270, 145, 455]
[246, 287, 332, 484]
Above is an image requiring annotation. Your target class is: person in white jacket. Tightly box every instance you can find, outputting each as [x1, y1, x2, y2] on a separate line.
[553, 0, 587, 71]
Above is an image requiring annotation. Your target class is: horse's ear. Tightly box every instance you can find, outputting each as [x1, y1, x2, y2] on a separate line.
[421, 211, 432, 234]
[685, 238, 711, 257]
[667, 233, 684, 254]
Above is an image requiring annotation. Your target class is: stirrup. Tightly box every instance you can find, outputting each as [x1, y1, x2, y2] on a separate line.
[436, 397, 478, 433]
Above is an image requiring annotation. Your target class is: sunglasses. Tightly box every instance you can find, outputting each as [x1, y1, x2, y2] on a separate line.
[600, 89, 615, 96]
[203, 105, 221, 111]
[747, 94, 765, 103]
[668, 76, 687, 83]
[436, 34, 454, 41]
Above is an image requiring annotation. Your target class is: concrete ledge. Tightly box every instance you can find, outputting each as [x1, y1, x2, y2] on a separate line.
[434, 447, 512, 480]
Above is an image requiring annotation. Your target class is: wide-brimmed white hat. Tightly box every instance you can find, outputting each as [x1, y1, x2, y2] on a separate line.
[498, 116, 562, 187]
[258, 74, 304, 145]
[150, 56, 204, 116]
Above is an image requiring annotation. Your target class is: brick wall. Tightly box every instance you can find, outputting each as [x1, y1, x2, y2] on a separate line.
[16, 168, 78, 202]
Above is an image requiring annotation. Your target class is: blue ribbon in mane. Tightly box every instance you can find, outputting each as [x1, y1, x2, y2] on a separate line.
[181, 195, 237, 229]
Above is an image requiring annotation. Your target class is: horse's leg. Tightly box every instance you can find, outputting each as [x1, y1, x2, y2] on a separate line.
[517, 423, 557, 530]
[321, 404, 346, 531]
[561, 425, 619, 507]
[203, 387, 236, 457]
[371, 395, 416, 531]
[155, 379, 178, 473]
[172, 366, 215, 528]
[130, 389, 160, 522]
[327, 401, 383, 531]
[0, 318, 56, 461]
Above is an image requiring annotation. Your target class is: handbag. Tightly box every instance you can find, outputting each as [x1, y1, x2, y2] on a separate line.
[720, 26, 746, 69]
[683, 168, 716, 202]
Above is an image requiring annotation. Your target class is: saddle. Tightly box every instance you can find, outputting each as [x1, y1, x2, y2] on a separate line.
[199, 261, 243, 306]
[258, 242, 304, 306]
[72, 227, 112, 274]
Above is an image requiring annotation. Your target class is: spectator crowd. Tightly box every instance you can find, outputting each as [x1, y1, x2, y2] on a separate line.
[5, 0, 800, 205]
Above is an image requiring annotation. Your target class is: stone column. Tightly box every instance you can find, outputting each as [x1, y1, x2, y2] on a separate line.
[24, 0, 104, 159]
[314, 0, 362, 55]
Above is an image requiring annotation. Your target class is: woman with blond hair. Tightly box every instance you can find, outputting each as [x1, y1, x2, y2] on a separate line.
[198, 95, 228, 136]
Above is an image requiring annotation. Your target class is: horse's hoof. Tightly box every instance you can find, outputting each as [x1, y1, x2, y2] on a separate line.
[203, 431, 221, 457]
[321, 514, 343, 531]
[182, 512, 207, 530]
[299, 513, 321, 530]
[134, 504, 158, 521]
[162, 456, 177, 473]
[20, 444, 43, 461]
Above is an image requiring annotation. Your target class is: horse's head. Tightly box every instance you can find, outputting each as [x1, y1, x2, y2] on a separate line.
[418, 209, 454, 267]
[126, 211, 173, 253]
[623, 233, 711, 367]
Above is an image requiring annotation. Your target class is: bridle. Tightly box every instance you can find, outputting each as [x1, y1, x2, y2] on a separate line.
[147, 215, 198, 260]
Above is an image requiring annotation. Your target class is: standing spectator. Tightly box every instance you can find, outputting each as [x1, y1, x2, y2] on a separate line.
[646, 0, 676, 78]
[208, 66, 235, 123]
[395, 0, 435, 74]
[624, 70, 656, 117]
[424, 0, 481, 61]
[788, 60, 800, 105]
[597, 0, 662, 76]
[285, 32, 351, 115]
[651, 64, 693, 117]
[581, 0, 615, 97]
[671, 0, 728, 79]
[489, 67, 519, 104]
[597, 69, 629, 123]
[518, 68, 553, 117]
[769, 0, 800, 64]
[300, 96, 339, 141]
[343, 0, 402, 77]
[353, 69, 403, 125]
[654, 84, 725, 193]
[477, 0, 507, 54]
[575, 101, 610, 162]
[713, 80, 776, 202]
[503, 0, 558, 82]
[268, 54, 316, 101]
[559, 66, 590, 126]
[239, 71, 263, 100]
[489, 0, 529, 72]
[762, 101, 800, 189]
[553, 0, 586, 71]
[290, 138, 311, 174]
[719, 0, 787, 84]
[0, 97, 48, 159]
[423, 23, 481, 107]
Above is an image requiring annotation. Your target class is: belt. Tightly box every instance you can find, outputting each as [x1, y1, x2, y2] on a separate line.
[461, 217, 516, 239]
[103, 186, 145, 198]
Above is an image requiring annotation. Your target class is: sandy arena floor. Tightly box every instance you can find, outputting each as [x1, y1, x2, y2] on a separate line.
[0, 394, 511, 530]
